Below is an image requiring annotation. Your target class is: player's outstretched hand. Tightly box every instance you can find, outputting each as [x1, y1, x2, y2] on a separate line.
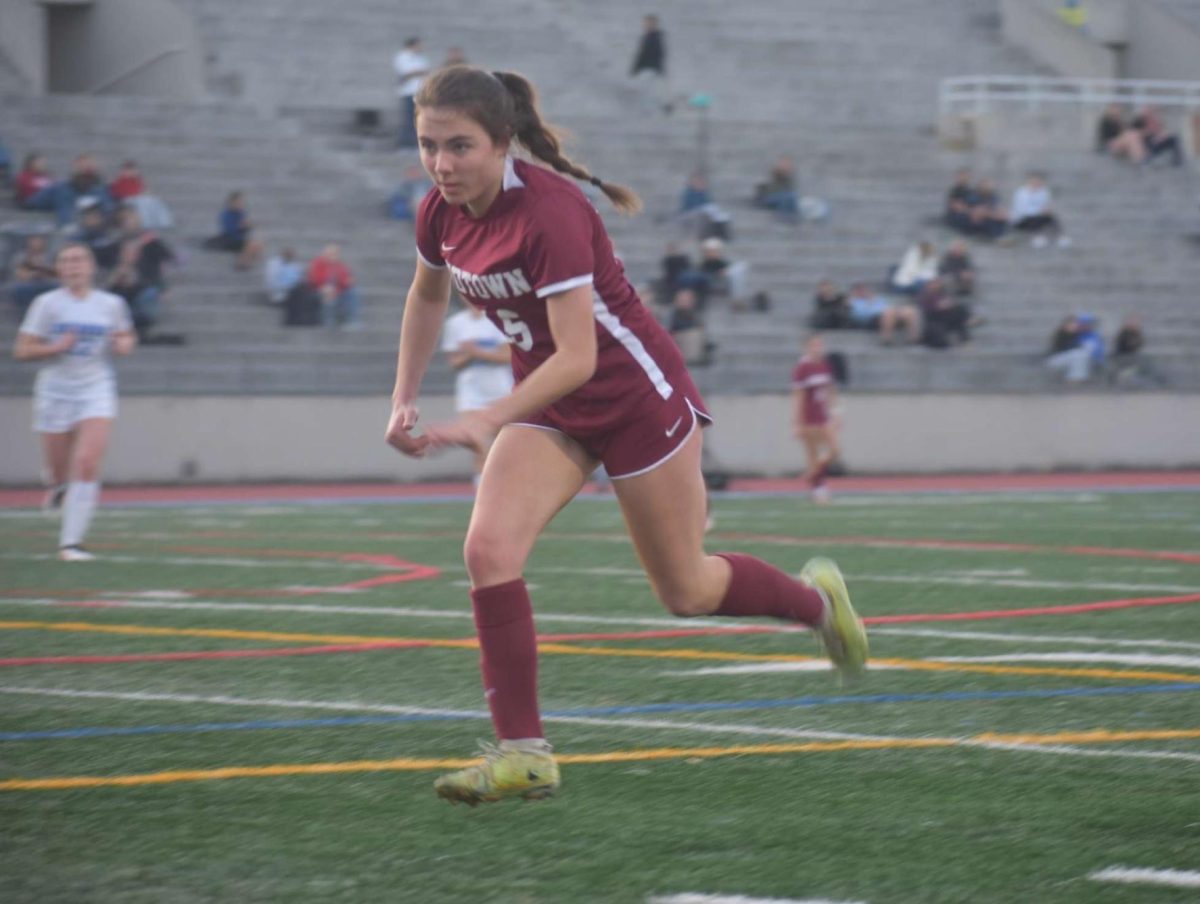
[385, 403, 431, 458]
[422, 410, 497, 454]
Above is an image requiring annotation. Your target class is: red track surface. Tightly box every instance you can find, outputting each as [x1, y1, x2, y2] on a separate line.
[2, 471, 1200, 507]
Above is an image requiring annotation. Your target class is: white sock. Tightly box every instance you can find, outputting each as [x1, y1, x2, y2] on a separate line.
[59, 481, 100, 548]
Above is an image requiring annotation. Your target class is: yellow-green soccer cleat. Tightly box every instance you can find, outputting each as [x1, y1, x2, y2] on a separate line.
[434, 742, 560, 807]
[802, 556, 869, 684]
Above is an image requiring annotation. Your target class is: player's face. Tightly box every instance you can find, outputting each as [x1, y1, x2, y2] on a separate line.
[56, 247, 95, 289]
[417, 107, 507, 215]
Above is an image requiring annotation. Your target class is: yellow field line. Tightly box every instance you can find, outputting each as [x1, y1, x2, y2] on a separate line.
[3, 729, 1198, 792]
[4, 619, 1200, 684]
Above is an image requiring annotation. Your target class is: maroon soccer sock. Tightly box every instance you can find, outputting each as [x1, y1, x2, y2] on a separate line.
[471, 578, 544, 740]
[713, 552, 826, 625]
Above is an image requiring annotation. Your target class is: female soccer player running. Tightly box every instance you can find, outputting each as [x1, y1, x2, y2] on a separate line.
[792, 333, 841, 503]
[14, 244, 136, 560]
[386, 66, 868, 806]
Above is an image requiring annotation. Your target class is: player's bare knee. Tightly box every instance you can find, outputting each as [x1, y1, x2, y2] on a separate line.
[463, 530, 527, 586]
[73, 458, 101, 481]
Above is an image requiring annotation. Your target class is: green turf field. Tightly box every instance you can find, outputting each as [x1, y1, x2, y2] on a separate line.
[1, 489, 1198, 903]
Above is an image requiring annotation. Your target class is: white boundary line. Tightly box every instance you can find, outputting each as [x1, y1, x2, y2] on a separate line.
[2, 685, 1199, 764]
[872, 627, 1200, 652]
[1088, 866, 1200, 888]
[649, 895, 867, 904]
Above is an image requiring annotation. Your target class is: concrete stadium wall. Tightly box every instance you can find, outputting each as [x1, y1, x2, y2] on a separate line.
[47, 0, 204, 100]
[1125, 2, 1200, 81]
[1001, 0, 1118, 79]
[3, 394, 1199, 485]
[0, 0, 48, 93]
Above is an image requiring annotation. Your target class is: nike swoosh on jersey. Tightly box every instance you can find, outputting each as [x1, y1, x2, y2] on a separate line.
[441, 243, 457, 253]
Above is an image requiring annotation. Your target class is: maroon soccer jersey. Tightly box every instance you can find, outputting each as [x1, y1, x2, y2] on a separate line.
[416, 157, 704, 435]
[792, 356, 834, 426]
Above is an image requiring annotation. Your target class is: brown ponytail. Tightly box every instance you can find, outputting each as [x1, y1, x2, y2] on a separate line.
[416, 65, 642, 214]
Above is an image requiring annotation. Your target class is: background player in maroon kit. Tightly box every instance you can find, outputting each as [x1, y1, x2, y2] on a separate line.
[384, 65, 867, 806]
[792, 333, 840, 504]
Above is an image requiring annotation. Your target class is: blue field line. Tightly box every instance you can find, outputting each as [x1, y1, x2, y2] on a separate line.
[3, 682, 1200, 742]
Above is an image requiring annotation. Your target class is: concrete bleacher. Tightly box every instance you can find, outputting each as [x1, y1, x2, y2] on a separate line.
[3, 0, 1199, 398]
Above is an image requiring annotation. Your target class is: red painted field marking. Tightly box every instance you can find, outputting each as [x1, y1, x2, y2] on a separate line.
[0, 640, 438, 667]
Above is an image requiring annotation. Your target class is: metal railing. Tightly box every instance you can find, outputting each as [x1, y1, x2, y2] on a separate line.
[939, 75, 1200, 117]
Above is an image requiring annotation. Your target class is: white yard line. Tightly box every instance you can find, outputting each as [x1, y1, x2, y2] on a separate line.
[1088, 867, 1200, 889]
[649, 895, 867, 904]
[0, 553, 387, 572]
[871, 627, 1200, 652]
[850, 573, 1200, 594]
[936, 652, 1200, 670]
[1, 686, 1197, 764]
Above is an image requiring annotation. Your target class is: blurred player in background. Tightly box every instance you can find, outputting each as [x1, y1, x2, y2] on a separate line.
[385, 65, 868, 806]
[441, 296, 514, 484]
[13, 244, 136, 560]
[792, 333, 840, 503]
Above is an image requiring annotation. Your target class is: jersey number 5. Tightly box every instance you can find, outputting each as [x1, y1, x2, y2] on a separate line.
[496, 309, 533, 352]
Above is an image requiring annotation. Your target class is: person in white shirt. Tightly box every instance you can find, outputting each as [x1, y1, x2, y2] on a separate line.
[890, 240, 939, 294]
[393, 37, 431, 148]
[441, 299, 513, 481]
[12, 244, 137, 560]
[1010, 173, 1070, 249]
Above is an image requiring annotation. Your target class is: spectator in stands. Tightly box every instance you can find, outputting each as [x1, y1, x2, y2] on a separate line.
[1010, 174, 1070, 249]
[938, 239, 976, 296]
[14, 153, 56, 211]
[1108, 314, 1164, 386]
[668, 287, 709, 365]
[107, 207, 176, 341]
[890, 240, 938, 294]
[658, 241, 693, 304]
[307, 243, 362, 329]
[389, 163, 434, 220]
[109, 160, 145, 202]
[5, 234, 59, 317]
[265, 247, 304, 305]
[944, 169, 977, 234]
[1134, 106, 1184, 168]
[753, 155, 800, 222]
[65, 202, 120, 270]
[968, 177, 1008, 239]
[394, 37, 430, 148]
[0, 139, 10, 186]
[809, 279, 850, 330]
[679, 171, 712, 217]
[1046, 313, 1095, 383]
[1097, 103, 1131, 155]
[918, 277, 973, 348]
[1058, 0, 1088, 30]
[699, 237, 749, 309]
[208, 191, 265, 269]
[52, 154, 112, 227]
[845, 282, 921, 345]
[630, 14, 673, 114]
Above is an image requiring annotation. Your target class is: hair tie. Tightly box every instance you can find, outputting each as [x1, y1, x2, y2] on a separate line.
[590, 176, 604, 187]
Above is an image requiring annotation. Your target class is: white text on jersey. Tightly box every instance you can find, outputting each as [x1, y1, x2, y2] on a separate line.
[448, 263, 532, 300]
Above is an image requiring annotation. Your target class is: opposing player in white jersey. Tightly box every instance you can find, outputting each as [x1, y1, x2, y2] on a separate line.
[441, 297, 513, 482]
[385, 66, 867, 806]
[13, 244, 136, 560]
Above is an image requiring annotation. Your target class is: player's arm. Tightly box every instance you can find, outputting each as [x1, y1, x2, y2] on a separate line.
[791, 387, 804, 436]
[476, 284, 594, 429]
[13, 330, 75, 361]
[393, 260, 453, 405]
[110, 329, 137, 356]
[387, 259, 451, 456]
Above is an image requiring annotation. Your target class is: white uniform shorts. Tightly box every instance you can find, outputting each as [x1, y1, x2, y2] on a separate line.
[33, 392, 117, 433]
